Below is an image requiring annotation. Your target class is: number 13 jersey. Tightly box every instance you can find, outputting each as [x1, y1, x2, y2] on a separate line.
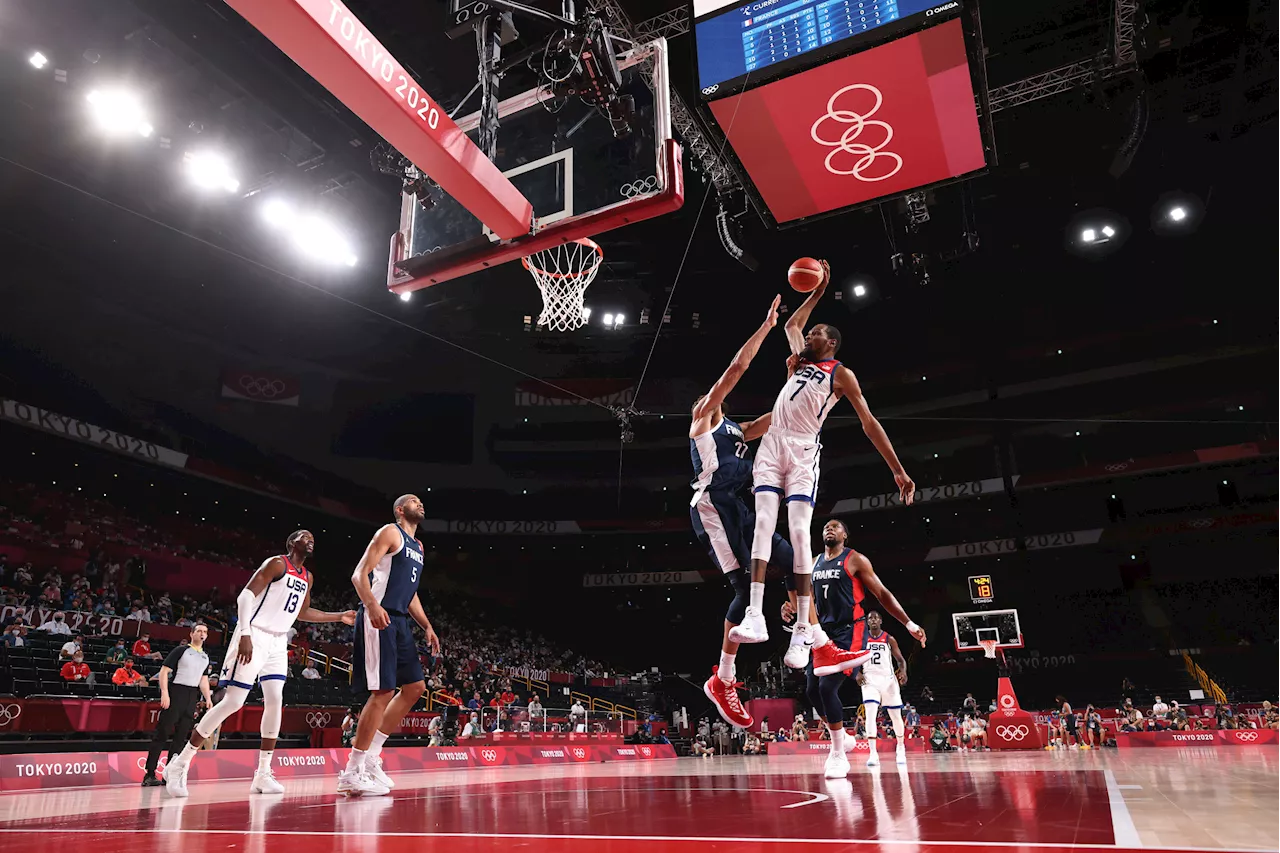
[249, 555, 310, 634]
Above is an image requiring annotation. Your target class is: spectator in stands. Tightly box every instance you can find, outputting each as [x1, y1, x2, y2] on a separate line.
[791, 715, 809, 741]
[105, 638, 127, 665]
[301, 662, 321, 680]
[133, 633, 163, 661]
[2, 624, 25, 647]
[40, 612, 71, 635]
[113, 657, 148, 688]
[59, 634, 83, 660]
[905, 704, 921, 738]
[14, 563, 33, 589]
[1151, 696, 1170, 729]
[126, 601, 150, 622]
[571, 699, 587, 733]
[743, 732, 762, 755]
[1263, 702, 1278, 730]
[528, 694, 545, 721]
[962, 693, 978, 715]
[460, 712, 481, 738]
[60, 651, 95, 686]
[466, 691, 483, 711]
[1193, 716, 1210, 731]
[501, 686, 517, 708]
[1120, 708, 1143, 732]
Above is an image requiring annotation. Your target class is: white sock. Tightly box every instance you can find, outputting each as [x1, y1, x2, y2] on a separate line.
[369, 729, 390, 759]
[831, 727, 845, 753]
[347, 747, 367, 772]
[749, 582, 764, 611]
[258, 750, 273, 772]
[811, 623, 830, 648]
[178, 742, 199, 763]
[797, 595, 811, 627]
[717, 651, 736, 683]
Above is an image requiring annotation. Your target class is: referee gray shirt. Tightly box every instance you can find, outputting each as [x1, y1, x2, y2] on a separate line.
[162, 644, 210, 687]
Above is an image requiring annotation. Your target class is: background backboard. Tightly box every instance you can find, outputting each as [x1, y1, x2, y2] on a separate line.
[952, 609, 1023, 653]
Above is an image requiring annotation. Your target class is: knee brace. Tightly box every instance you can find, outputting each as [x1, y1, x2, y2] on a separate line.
[725, 568, 750, 625]
[750, 491, 781, 562]
[195, 685, 249, 738]
[259, 678, 284, 740]
[788, 502, 815, 575]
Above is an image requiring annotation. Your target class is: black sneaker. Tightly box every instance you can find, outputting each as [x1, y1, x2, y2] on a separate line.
[141, 773, 163, 787]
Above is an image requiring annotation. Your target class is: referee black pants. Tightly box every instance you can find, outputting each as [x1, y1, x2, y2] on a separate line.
[146, 684, 200, 775]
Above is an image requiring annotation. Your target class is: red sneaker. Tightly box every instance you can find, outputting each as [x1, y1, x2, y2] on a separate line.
[812, 643, 872, 677]
[704, 668, 753, 728]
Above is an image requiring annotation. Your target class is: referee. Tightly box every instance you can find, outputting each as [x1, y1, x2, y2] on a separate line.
[142, 623, 213, 787]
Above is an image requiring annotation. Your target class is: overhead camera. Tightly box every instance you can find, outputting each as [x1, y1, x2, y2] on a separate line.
[371, 142, 439, 208]
[548, 14, 633, 139]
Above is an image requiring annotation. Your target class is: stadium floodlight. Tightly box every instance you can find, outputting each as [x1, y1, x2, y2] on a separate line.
[184, 150, 240, 193]
[1168, 206, 1187, 222]
[1081, 228, 1097, 243]
[86, 88, 153, 138]
[852, 284, 867, 298]
[603, 313, 615, 327]
[261, 198, 294, 227]
[615, 314, 626, 326]
[399, 292, 412, 302]
[292, 214, 358, 267]
[582, 307, 592, 322]
[1101, 225, 1116, 238]
[29, 52, 48, 69]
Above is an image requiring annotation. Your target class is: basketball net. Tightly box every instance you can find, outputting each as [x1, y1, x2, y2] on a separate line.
[522, 238, 604, 332]
[978, 638, 999, 660]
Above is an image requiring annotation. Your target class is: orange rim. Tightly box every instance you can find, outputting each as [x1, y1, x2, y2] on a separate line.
[521, 237, 604, 279]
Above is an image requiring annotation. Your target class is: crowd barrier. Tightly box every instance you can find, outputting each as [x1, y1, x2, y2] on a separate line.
[1115, 730, 1277, 747]
[0, 742, 677, 791]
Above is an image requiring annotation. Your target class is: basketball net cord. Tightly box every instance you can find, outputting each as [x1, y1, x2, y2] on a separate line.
[522, 238, 604, 332]
[978, 638, 999, 660]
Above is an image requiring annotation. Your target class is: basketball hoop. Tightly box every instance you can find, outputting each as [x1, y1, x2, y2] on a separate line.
[522, 238, 604, 332]
[978, 639, 999, 660]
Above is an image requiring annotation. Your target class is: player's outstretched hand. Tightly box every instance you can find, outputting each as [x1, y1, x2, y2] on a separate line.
[237, 634, 254, 665]
[368, 603, 391, 630]
[820, 259, 831, 288]
[339, 609, 357, 626]
[780, 599, 796, 623]
[895, 470, 916, 506]
[763, 294, 781, 329]
[908, 623, 927, 648]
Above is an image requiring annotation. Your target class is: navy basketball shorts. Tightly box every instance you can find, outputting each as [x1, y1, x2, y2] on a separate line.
[690, 490, 795, 574]
[353, 608, 424, 693]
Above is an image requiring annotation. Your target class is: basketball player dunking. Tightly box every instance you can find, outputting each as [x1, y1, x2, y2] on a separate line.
[735, 261, 917, 674]
[785, 519, 924, 778]
[689, 294, 798, 728]
[340, 494, 441, 796]
[164, 530, 356, 797]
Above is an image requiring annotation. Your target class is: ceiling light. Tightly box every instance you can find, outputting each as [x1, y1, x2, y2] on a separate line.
[852, 284, 867, 298]
[1081, 228, 1096, 242]
[261, 198, 294, 227]
[29, 52, 48, 70]
[399, 292, 412, 302]
[1169, 206, 1187, 222]
[603, 313, 615, 327]
[1101, 225, 1116, 238]
[86, 88, 152, 138]
[184, 150, 240, 193]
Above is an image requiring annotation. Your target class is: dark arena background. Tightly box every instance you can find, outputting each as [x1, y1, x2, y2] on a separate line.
[0, 0, 1276, 850]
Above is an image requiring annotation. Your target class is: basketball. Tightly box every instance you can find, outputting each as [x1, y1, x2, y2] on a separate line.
[788, 257, 825, 292]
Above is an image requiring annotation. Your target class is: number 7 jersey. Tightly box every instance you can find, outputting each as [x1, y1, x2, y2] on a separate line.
[772, 358, 841, 438]
[249, 555, 310, 634]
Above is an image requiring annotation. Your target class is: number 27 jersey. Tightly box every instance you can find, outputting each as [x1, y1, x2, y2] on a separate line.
[249, 556, 310, 634]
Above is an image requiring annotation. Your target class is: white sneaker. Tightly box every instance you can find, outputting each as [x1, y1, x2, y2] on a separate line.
[824, 749, 850, 779]
[164, 757, 190, 798]
[895, 747, 907, 766]
[251, 769, 285, 794]
[366, 755, 395, 790]
[337, 768, 389, 797]
[866, 743, 880, 767]
[783, 624, 812, 670]
[728, 607, 769, 644]
[843, 736, 859, 754]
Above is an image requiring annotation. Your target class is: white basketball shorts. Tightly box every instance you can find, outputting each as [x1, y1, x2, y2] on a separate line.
[860, 673, 903, 710]
[219, 625, 290, 689]
[752, 430, 822, 505]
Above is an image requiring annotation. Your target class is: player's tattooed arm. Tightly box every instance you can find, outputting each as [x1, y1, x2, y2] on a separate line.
[835, 366, 915, 506]
[692, 295, 781, 425]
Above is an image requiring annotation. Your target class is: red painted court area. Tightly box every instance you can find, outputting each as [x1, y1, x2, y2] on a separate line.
[2, 751, 1276, 853]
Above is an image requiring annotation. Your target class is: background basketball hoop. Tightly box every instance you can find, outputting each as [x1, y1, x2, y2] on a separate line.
[522, 238, 604, 332]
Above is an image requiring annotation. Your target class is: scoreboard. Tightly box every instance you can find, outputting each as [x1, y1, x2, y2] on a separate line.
[967, 574, 994, 605]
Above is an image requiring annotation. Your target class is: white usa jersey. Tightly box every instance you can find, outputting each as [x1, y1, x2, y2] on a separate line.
[248, 556, 310, 634]
[771, 358, 841, 437]
[861, 632, 894, 680]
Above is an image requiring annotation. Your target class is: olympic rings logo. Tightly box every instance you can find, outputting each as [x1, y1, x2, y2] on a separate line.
[480, 748, 498, 762]
[620, 176, 660, 198]
[0, 704, 21, 727]
[305, 712, 332, 729]
[571, 747, 587, 759]
[1234, 731, 1260, 742]
[810, 84, 903, 181]
[702, 84, 719, 95]
[137, 755, 166, 772]
[995, 724, 1029, 741]
[1104, 463, 1131, 472]
[237, 375, 288, 399]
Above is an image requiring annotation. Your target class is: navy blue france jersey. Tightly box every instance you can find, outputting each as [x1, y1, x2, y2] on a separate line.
[369, 524, 425, 613]
[690, 417, 753, 495]
[812, 547, 867, 634]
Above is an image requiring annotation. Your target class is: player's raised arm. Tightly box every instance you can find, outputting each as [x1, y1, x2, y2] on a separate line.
[834, 366, 915, 506]
[783, 260, 829, 355]
[849, 552, 926, 647]
[351, 525, 400, 630]
[692, 295, 781, 423]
